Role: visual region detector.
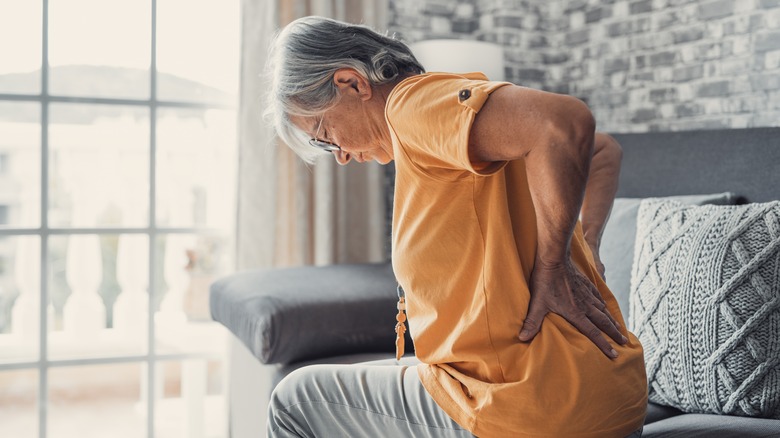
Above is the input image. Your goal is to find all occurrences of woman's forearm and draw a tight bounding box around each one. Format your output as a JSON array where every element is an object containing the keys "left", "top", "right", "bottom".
[
  {"left": 580, "top": 133, "right": 623, "bottom": 252},
  {"left": 527, "top": 119, "right": 595, "bottom": 267},
  {"left": 466, "top": 85, "right": 597, "bottom": 264}
]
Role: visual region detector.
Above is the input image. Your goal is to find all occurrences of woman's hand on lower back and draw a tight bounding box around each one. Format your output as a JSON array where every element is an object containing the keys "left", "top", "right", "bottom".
[{"left": 518, "top": 258, "right": 626, "bottom": 358}]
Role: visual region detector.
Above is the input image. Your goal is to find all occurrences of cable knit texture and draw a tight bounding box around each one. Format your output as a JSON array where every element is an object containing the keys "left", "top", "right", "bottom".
[{"left": 631, "top": 199, "right": 780, "bottom": 418}]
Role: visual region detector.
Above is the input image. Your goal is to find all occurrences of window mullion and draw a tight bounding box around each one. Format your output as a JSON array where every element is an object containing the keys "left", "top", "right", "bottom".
[
  {"left": 0, "top": 227, "right": 216, "bottom": 236},
  {"left": 39, "top": 0, "right": 50, "bottom": 437},
  {"left": 0, "top": 93, "right": 235, "bottom": 109},
  {"left": 147, "top": 1, "right": 158, "bottom": 437}
]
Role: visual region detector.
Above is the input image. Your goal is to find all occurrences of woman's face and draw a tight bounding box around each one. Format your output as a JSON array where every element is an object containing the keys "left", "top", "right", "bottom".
[{"left": 292, "top": 69, "right": 394, "bottom": 165}]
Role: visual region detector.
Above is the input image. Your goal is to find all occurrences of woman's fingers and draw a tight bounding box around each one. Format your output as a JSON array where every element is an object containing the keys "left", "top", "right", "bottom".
[
  {"left": 569, "top": 315, "right": 619, "bottom": 359},
  {"left": 518, "top": 296, "right": 549, "bottom": 341},
  {"left": 580, "top": 279, "right": 625, "bottom": 341},
  {"left": 585, "top": 301, "right": 627, "bottom": 346}
]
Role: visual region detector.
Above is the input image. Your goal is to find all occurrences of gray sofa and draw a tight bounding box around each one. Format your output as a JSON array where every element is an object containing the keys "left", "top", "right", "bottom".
[{"left": 211, "top": 127, "right": 780, "bottom": 437}]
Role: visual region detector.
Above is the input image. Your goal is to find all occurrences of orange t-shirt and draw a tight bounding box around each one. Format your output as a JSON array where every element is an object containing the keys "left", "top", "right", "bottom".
[{"left": 386, "top": 72, "right": 648, "bottom": 438}]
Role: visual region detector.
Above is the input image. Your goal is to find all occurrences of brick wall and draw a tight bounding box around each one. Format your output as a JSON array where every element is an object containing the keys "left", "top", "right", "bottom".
[{"left": 389, "top": 0, "right": 780, "bottom": 132}]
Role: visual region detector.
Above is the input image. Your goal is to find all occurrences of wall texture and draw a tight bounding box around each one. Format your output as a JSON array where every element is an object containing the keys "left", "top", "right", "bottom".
[{"left": 389, "top": 0, "right": 780, "bottom": 132}]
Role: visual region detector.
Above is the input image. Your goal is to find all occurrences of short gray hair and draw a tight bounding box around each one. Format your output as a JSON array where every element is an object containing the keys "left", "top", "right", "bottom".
[{"left": 265, "top": 16, "right": 424, "bottom": 163}]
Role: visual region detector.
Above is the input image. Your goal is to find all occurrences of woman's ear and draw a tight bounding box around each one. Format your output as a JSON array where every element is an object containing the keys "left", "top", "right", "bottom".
[{"left": 333, "top": 69, "right": 372, "bottom": 101}]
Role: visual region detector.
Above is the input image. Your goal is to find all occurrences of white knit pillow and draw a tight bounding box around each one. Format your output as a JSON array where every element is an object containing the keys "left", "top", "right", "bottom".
[{"left": 630, "top": 199, "right": 780, "bottom": 418}]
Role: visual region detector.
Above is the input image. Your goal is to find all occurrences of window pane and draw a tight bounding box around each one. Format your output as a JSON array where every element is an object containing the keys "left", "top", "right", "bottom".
[
  {"left": 0, "top": 235, "right": 41, "bottom": 364},
  {"left": 156, "top": 108, "right": 237, "bottom": 229},
  {"left": 0, "top": 369, "right": 38, "bottom": 438},
  {"left": 48, "top": 0, "right": 151, "bottom": 99},
  {"left": 48, "top": 234, "right": 149, "bottom": 360},
  {"left": 49, "top": 363, "right": 145, "bottom": 438},
  {"left": 0, "top": 102, "right": 41, "bottom": 228},
  {"left": 49, "top": 103, "right": 149, "bottom": 228},
  {"left": 155, "top": 360, "right": 227, "bottom": 438},
  {"left": 155, "top": 233, "right": 232, "bottom": 355},
  {"left": 0, "top": 1, "right": 42, "bottom": 94},
  {"left": 157, "top": 0, "right": 239, "bottom": 104}
]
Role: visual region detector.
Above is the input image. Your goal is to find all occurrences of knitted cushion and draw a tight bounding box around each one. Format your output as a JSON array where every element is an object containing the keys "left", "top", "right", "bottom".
[
  {"left": 630, "top": 199, "right": 780, "bottom": 418},
  {"left": 601, "top": 192, "right": 736, "bottom": 320}
]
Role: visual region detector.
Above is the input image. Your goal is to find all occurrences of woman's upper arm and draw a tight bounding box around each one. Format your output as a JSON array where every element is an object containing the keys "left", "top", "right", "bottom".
[{"left": 468, "top": 85, "right": 596, "bottom": 163}]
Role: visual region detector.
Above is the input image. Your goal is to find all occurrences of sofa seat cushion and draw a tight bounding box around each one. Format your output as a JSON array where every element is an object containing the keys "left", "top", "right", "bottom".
[
  {"left": 210, "top": 262, "right": 404, "bottom": 365},
  {"left": 642, "top": 413, "right": 780, "bottom": 437},
  {"left": 631, "top": 200, "right": 780, "bottom": 418},
  {"left": 645, "top": 402, "right": 685, "bottom": 425}
]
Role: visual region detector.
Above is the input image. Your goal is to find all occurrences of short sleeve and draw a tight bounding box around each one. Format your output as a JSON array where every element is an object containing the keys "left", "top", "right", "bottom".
[{"left": 385, "top": 72, "right": 512, "bottom": 177}]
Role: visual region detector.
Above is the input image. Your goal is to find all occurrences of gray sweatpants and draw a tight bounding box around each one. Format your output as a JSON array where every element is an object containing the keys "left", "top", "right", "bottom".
[
  {"left": 267, "top": 359, "right": 471, "bottom": 437},
  {"left": 266, "top": 359, "right": 643, "bottom": 438}
]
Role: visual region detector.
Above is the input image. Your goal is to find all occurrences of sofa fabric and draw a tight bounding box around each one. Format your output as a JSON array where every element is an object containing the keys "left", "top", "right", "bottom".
[
  {"left": 210, "top": 262, "right": 409, "bottom": 365},
  {"left": 612, "top": 128, "right": 780, "bottom": 203},
  {"left": 631, "top": 200, "right": 780, "bottom": 418},
  {"left": 601, "top": 192, "right": 737, "bottom": 320},
  {"left": 641, "top": 413, "right": 780, "bottom": 437},
  {"left": 644, "top": 402, "right": 685, "bottom": 424}
]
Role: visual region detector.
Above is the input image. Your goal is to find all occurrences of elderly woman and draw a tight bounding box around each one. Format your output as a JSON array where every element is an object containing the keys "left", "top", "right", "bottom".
[{"left": 265, "top": 16, "right": 647, "bottom": 438}]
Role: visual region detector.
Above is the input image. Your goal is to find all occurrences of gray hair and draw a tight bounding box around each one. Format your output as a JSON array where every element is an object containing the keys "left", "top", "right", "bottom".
[{"left": 265, "top": 16, "right": 424, "bottom": 163}]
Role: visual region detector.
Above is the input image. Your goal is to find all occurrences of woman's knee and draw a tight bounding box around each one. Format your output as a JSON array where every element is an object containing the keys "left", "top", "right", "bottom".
[
  {"left": 269, "top": 364, "right": 344, "bottom": 416},
  {"left": 267, "top": 366, "right": 334, "bottom": 436}
]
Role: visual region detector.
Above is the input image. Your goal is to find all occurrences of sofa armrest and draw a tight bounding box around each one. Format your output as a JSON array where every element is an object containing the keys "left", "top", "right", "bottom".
[{"left": 210, "top": 262, "right": 405, "bottom": 365}]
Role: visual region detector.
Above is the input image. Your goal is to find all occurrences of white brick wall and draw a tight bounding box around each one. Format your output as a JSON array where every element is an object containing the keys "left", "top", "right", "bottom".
[{"left": 389, "top": 0, "right": 780, "bottom": 132}]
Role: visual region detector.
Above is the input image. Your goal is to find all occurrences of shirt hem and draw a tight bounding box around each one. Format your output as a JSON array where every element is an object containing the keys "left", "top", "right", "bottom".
[
  {"left": 418, "top": 364, "right": 646, "bottom": 438},
  {"left": 417, "top": 364, "right": 477, "bottom": 433}
]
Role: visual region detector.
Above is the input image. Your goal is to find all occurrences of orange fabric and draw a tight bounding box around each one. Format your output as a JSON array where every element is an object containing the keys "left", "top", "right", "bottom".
[{"left": 385, "top": 72, "right": 648, "bottom": 438}]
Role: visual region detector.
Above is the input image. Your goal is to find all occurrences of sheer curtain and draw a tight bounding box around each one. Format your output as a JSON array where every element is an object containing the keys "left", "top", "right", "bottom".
[{"left": 237, "top": 0, "right": 389, "bottom": 271}]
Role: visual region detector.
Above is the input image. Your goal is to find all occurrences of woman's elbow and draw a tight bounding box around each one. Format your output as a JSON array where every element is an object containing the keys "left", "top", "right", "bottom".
[
  {"left": 594, "top": 132, "right": 623, "bottom": 168},
  {"left": 549, "top": 96, "right": 596, "bottom": 155},
  {"left": 572, "top": 97, "right": 596, "bottom": 147}
]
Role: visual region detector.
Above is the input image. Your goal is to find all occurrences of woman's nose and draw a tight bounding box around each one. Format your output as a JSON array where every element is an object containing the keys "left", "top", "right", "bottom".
[{"left": 334, "top": 150, "right": 351, "bottom": 165}]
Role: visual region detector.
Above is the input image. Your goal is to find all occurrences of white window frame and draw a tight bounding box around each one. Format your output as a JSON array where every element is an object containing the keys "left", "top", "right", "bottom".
[{"left": 0, "top": 1, "right": 236, "bottom": 437}]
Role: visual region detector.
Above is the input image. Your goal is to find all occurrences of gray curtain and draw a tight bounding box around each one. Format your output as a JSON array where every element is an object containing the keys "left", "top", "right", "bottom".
[{"left": 237, "top": 0, "right": 389, "bottom": 270}]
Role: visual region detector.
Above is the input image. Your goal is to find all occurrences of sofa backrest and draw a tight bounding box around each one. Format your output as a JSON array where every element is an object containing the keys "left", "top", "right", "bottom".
[{"left": 612, "top": 128, "right": 780, "bottom": 203}]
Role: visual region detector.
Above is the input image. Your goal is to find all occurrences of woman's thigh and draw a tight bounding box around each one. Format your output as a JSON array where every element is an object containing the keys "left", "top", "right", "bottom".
[{"left": 267, "top": 363, "right": 473, "bottom": 438}]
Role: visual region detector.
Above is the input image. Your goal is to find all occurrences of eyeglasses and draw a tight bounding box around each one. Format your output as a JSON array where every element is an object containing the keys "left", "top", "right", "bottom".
[{"left": 308, "top": 117, "right": 341, "bottom": 153}]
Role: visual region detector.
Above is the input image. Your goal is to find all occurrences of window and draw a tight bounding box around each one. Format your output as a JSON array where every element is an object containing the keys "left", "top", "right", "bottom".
[{"left": 0, "top": 1, "right": 239, "bottom": 437}]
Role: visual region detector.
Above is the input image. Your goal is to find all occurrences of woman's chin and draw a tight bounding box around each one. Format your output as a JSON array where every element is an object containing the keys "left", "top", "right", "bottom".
[{"left": 373, "top": 148, "right": 393, "bottom": 165}]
